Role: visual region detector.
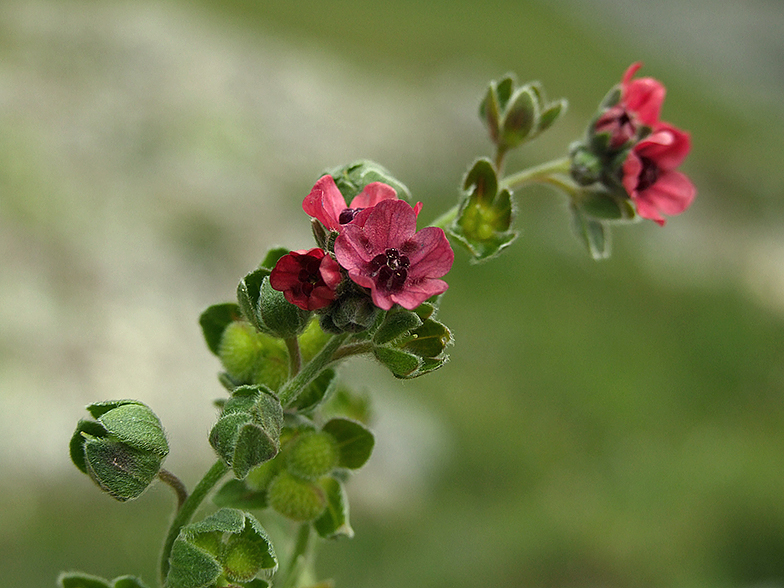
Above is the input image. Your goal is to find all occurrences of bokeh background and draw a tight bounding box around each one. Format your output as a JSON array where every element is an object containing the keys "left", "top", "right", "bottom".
[{"left": 2, "top": 1, "right": 784, "bottom": 586}]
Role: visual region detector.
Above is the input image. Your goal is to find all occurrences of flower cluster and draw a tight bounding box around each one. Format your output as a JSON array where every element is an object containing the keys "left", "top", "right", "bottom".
[
  {"left": 271, "top": 174, "right": 454, "bottom": 318},
  {"left": 571, "top": 63, "right": 696, "bottom": 226}
]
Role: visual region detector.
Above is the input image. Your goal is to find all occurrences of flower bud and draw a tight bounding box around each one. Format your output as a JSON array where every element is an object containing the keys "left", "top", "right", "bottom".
[
  {"left": 69, "top": 400, "right": 169, "bottom": 501},
  {"left": 257, "top": 277, "right": 311, "bottom": 339},
  {"left": 267, "top": 470, "right": 327, "bottom": 522},
  {"left": 286, "top": 431, "right": 339, "bottom": 480}
]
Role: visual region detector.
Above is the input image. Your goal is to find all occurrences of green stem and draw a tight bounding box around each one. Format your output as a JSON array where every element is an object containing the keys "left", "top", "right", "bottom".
[
  {"left": 159, "top": 459, "right": 229, "bottom": 585},
  {"left": 277, "top": 333, "right": 350, "bottom": 407},
  {"left": 331, "top": 341, "right": 374, "bottom": 361},
  {"left": 157, "top": 469, "right": 188, "bottom": 511},
  {"left": 284, "top": 336, "right": 302, "bottom": 378},
  {"left": 281, "top": 523, "right": 312, "bottom": 588},
  {"left": 429, "top": 205, "right": 459, "bottom": 230},
  {"left": 500, "top": 156, "right": 572, "bottom": 192}
]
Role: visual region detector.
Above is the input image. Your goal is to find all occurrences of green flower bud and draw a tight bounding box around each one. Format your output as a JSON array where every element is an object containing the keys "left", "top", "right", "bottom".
[
  {"left": 69, "top": 400, "right": 169, "bottom": 502},
  {"left": 267, "top": 470, "right": 327, "bottom": 522},
  {"left": 286, "top": 431, "right": 339, "bottom": 480},
  {"left": 219, "top": 321, "right": 263, "bottom": 382},
  {"left": 257, "top": 277, "right": 311, "bottom": 339}
]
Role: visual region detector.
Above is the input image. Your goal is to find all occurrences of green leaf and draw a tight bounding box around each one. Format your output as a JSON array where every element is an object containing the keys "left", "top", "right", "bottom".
[
  {"left": 166, "top": 535, "right": 223, "bottom": 588},
  {"left": 199, "top": 303, "right": 242, "bottom": 356},
  {"left": 537, "top": 98, "right": 567, "bottom": 135},
  {"left": 402, "top": 318, "right": 452, "bottom": 358},
  {"left": 83, "top": 438, "right": 163, "bottom": 501},
  {"left": 462, "top": 158, "right": 498, "bottom": 205},
  {"left": 232, "top": 423, "right": 279, "bottom": 479},
  {"left": 495, "top": 75, "right": 515, "bottom": 111},
  {"left": 260, "top": 247, "right": 290, "bottom": 271},
  {"left": 479, "top": 83, "right": 501, "bottom": 143},
  {"left": 373, "top": 346, "right": 421, "bottom": 378},
  {"left": 69, "top": 419, "right": 107, "bottom": 474},
  {"left": 314, "top": 477, "right": 354, "bottom": 539},
  {"left": 325, "top": 160, "right": 411, "bottom": 201},
  {"left": 322, "top": 418, "right": 375, "bottom": 470},
  {"left": 85, "top": 399, "right": 141, "bottom": 420},
  {"left": 98, "top": 403, "right": 168, "bottom": 457},
  {"left": 237, "top": 267, "right": 270, "bottom": 333},
  {"left": 373, "top": 308, "right": 423, "bottom": 345},
  {"left": 213, "top": 478, "right": 268, "bottom": 510},
  {"left": 292, "top": 367, "right": 338, "bottom": 414},
  {"left": 58, "top": 572, "right": 111, "bottom": 588},
  {"left": 570, "top": 203, "right": 611, "bottom": 260}
]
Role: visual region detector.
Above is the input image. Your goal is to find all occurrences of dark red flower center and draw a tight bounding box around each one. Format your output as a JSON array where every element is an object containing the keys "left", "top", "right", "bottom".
[
  {"left": 339, "top": 208, "right": 364, "bottom": 224},
  {"left": 369, "top": 248, "right": 410, "bottom": 292},
  {"left": 636, "top": 156, "right": 660, "bottom": 191},
  {"left": 296, "top": 255, "right": 326, "bottom": 296}
]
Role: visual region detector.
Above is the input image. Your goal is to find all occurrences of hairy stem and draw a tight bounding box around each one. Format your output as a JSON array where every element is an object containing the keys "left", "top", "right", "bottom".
[
  {"left": 277, "top": 333, "right": 349, "bottom": 407},
  {"left": 285, "top": 336, "right": 302, "bottom": 378},
  {"left": 159, "top": 459, "right": 229, "bottom": 585},
  {"left": 157, "top": 469, "right": 188, "bottom": 511},
  {"left": 281, "top": 523, "right": 313, "bottom": 588},
  {"left": 500, "top": 156, "right": 572, "bottom": 192}
]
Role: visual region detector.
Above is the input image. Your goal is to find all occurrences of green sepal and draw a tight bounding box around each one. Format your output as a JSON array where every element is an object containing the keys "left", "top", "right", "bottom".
[
  {"left": 537, "top": 98, "right": 567, "bottom": 135},
  {"left": 213, "top": 478, "right": 269, "bottom": 510},
  {"left": 237, "top": 267, "right": 270, "bottom": 333},
  {"left": 209, "top": 386, "right": 283, "bottom": 479},
  {"left": 373, "top": 308, "right": 423, "bottom": 345},
  {"left": 499, "top": 86, "right": 538, "bottom": 150},
  {"left": 71, "top": 400, "right": 168, "bottom": 501},
  {"left": 167, "top": 509, "right": 277, "bottom": 588},
  {"left": 291, "top": 367, "right": 338, "bottom": 414},
  {"left": 260, "top": 247, "right": 289, "bottom": 271},
  {"left": 450, "top": 162, "right": 517, "bottom": 263},
  {"left": 570, "top": 202, "right": 611, "bottom": 260},
  {"left": 322, "top": 418, "right": 374, "bottom": 470},
  {"left": 401, "top": 318, "right": 452, "bottom": 358},
  {"left": 199, "top": 303, "right": 242, "bottom": 356},
  {"left": 84, "top": 438, "right": 164, "bottom": 501},
  {"left": 479, "top": 81, "right": 502, "bottom": 143},
  {"left": 576, "top": 189, "right": 638, "bottom": 223},
  {"left": 373, "top": 346, "right": 422, "bottom": 378},
  {"left": 324, "top": 160, "right": 411, "bottom": 201},
  {"left": 314, "top": 477, "right": 354, "bottom": 539},
  {"left": 258, "top": 277, "right": 311, "bottom": 339}
]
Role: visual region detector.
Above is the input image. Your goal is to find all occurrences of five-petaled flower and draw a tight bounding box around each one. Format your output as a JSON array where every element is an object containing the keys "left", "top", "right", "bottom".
[
  {"left": 270, "top": 248, "right": 342, "bottom": 311},
  {"left": 594, "top": 62, "right": 666, "bottom": 149},
  {"left": 622, "top": 122, "right": 696, "bottom": 226},
  {"left": 334, "top": 199, "right": 454, "bottom": 311},
  {"left": 303, "top": 175, "right": 419, "bottom": 232}
]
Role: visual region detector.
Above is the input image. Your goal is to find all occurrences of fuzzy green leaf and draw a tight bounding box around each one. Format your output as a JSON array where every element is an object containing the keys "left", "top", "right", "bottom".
[
  {"left": 373, "top": 346, "right": 421, "bottom": 378},
  {"left": 237, "top": 267, "right": 269, "bottom": 333},
  {"left": 58, "top": 572, "right": 111, "bottom": 588},
  {"left": 199, "top": 303, "right": 242, "bottom": 356},
  {"left": 373, "top": 309, "right": 423, "bottom": 345},
  {"left": 314, "top": 477, "right": 354, "bottom": 539},
  {"left": 322, "top": 418, "right": 375, "bottom": 470}
]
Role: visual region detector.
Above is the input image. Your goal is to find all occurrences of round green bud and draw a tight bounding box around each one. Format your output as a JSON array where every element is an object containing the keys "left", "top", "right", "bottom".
[
  {"left": 286, "top": 431, "right": 339, "bottom": 480},
  {"left": 223, "top": 537, "right": 267, "bottom": 583},
  {"left": 251, "top": 340, "right": 289, "bottom": 391},
  {"left": 267, "top": 471, "right": 327, "bottom": 522},
  {"left": 219, "top": 321, "right": 262, "bottom": 382}
]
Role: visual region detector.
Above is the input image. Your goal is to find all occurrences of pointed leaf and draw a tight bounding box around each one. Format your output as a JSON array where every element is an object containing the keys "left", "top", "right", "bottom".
[
  {"left": 537, "top": 98, "right": 567, "bottom": 135},
  {"left": 401, "top": 318, "right": 452, "bottom": 358},
  {"left": 462, "top": 158, "right": 498, "bottom": 204},
  {"left": 213, "top": 478, "right": 268, "bottom": 510},
  {"left": 570, "top": 203, "right": 611, "bottom": 260},
  {"left": 373, "top": 309, "right": 423, "bottom": 345},
  {"left": 237, "top": 267, "right": 270, "bottom": 333},
  {"left": 373, "top": 346, "right": 421, "bottom": 378}
]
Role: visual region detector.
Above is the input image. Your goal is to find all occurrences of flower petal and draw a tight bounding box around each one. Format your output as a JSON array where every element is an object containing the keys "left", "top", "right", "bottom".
[
  {"left": 357, "top": 199, "right": 418, "bottom": 251},
  {"left": 302, "top": 175, "right": 347, "bottom": 231},
  {"left": 633, "top": 171, "right": 696, "bottom": 225},
  {"left": 403, "top": 227, "right": 454, "bottom": 280},
  {"left": 349, "top": 182, "right": 397, "bottom": 209},
  {"left": 389, "top": 278, "right": 449, "bottom": 310}
]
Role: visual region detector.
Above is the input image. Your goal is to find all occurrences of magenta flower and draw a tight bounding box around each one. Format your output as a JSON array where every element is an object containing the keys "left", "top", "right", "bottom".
[
  {"left": 269, "top": 248, "right": 342, "bottom": 311},
  {"left": 334, "top": 199, "right": 454, "bottom": 311},
  {"left": 622, "top": 122, "right": 696, "bottom": 226},
  {"left": 594, "top": 62, "right": 666, "bottom": 149},
  {"left": 303, "top": 175, "right": 417, "bottom": 232}
]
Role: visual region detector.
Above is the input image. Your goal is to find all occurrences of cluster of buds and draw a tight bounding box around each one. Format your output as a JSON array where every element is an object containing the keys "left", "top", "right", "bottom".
[{"left": 570, "top": 63, "right": 696, "bottom": 227}]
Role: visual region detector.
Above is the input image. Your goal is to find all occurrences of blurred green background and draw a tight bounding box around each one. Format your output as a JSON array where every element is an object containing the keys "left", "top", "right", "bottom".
[{"left": 2, "top": 0, "right": 784, "bottom": 587}]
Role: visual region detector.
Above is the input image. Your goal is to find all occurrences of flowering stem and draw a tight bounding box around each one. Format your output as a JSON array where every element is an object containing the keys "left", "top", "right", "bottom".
[
  {"left": 281, "top": 523, "right": 313, "bottom": 588},
  {"left": 157, "top": 468, "right": 188, "bottom": 511},
  {"left": 285, "top": 336, "right": 302, "bottom": 378},
  {"left": 159, "top": 459, "right": 229, "bottom": 585},
  {"left": 278, "top": 333, "right": 350, "bottom": 407},
  {"left": 500, "top": 156, "right": 572, "bottom": 192}
]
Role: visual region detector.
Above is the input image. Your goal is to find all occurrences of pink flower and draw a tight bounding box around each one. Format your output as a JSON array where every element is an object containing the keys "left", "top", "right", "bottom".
[
  {"left": 334, "top": 200, "right": 454, "bottom": 311},
  {"left": 622, "top": 122, "right": 696, "bottom": 226},
  {"left": 594, "top": 62, "right": 666, "bottom": 149},
  {"left": 269, "top": 248, "right": 342, "bottom": 311},
  {"left": 303, "top": 175, "right": 415, "bottom": 232}
]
